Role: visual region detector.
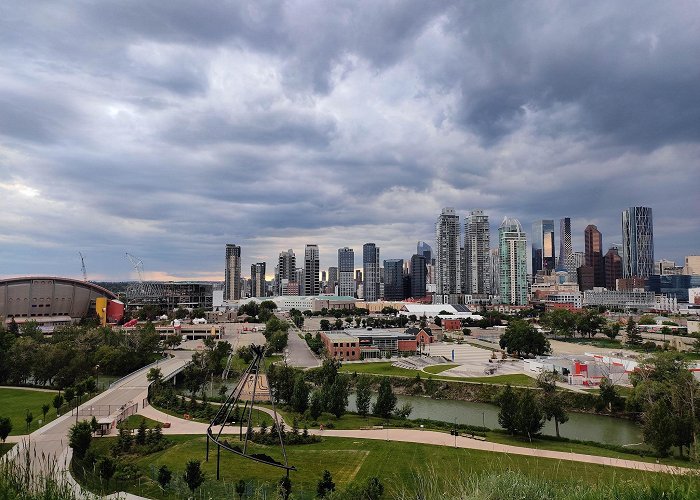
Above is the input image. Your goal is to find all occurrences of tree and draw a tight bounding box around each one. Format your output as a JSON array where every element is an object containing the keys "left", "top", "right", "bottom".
[
  {"left": 517, "top": 390, "right": 544, "bottom": 442},
  {"left": 75, "top": 382, "right": 86, "bottom": 408},
  {"left": 372, "top": 378, "right": 396, "bottom": 419},
  {"left": 576, "top": 309, "right": 605, "bottom": 338},
  {"left": 638, "top": 315, "right": 656, "bottom": 325},
  {"left": 64, "top": 387, "right": 75, "bottom": 408},
  {"left": 537, "top": 373, "right": 568, "bottom": 438},
  {"left": 53, "top": 393, "right": 64, "bottom": 416},
  {"left": 136, "top": 419, "right": 147, "bottom": 445},
  {"left": 363, "top": 477, "right": 384, "bottom": 500},
  {"left": 499, "top": 319, "right": 550, "bottom": 357},
  {"left": 309, "top": 391, "right": 323, "bottom": 420},
  {"left": 69, "top": 421, "right": 92, "bottom": 459},
  {"left": 25, "top": 411, "right": 33, "bottom": 432},
  {"left": 326, "top": 375, "right": 349, "bottom": 418},
  {"left": 355, "top": 376, "right": 372, "bottom": 417},
  {"left": 41, "top": 403, "right": 50, "bottom": 423},
  {"left": 0, "top": 417, "right": 12, "bottom": 443},
  {"left": 394, "top": 402, "right": 413, "bottom": 419},
  {"left": 157, "top": 465, "right": 172, "bottom": 490},
  {"left": 541, "top": 309, "right": 577, "bottom": 337},
  {"left": 625, "top": 318, "right": 643, "bottom": 345},
  {"left": 147, "top": 367, "right": 163, "bottom": 386},
  {"left": 598, "top": 377, "right": 622, "bottom": 412},
  {"left": 90, "top": 416, "right": 99, "bottom": 435},
  {"left": 317, "top": 469, "right": 336, "bottom": 498},
  {"left": 497, "top": 385, "right": 518, "bottom": 435},
  {"left": 237, "top": 345, "right": 254, "bottom": 364},
  {"left": 291, "top": 373, "right": 310, "bottom": 414},
  {"left": 182, "top": 460, "right": 205, "bottom": 493},
  {"left": 278, "top": 475, "right": 292, "bottom": 500},
  {"left": 97, "top": 456, "right": 116, "bottom": 486},
  {"left": 235, "top": 478, "right": 246, "bottom": 499},
  {"left": 320, "top": 319, "right": 331, "bottom": 331},
  {"left": 267, "top": 331, "right": 289, "bottom": 353},
  {"left": 603, "top": 323, "right": 621, "bottom": 341},
  {"left": 642, "top": 399, "right": 675, "bottom": 456}
]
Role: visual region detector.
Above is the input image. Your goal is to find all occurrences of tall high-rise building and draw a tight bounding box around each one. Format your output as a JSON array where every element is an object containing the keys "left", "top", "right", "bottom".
[
  {"left": 584, "top": 225, "right": 605, "bottom": 287},
  {"left": 499, "top": 217, "right": 527, "bottom": 305},
  {"left": 327, "top": 266, "right": 338, "bottom": 293},
  {"left": 409, "top": 254, "right": 427, "bottom": 299},
  {"left": 622, "top": 206, "right": 654, "bottom": 278},
  {"left": 304, "top": 245, "right": 320, "bottom": 296},
  {"left": 337, "top": 247, "right": 355, "bottom": 297},
  {"left": 465, "top": 210, "right": 491, "bottom": 294},
  {"left": 490, "top": 248, "right": 500, "bottom": 297},
  {"left": 276, "top": 249, "right": 296, "bottom": 295},
  {"left": 436, "top": 207, "right": 461, "bottom": 296},
  {"left": 363, "top": 243, "right": 380, "bottom": 302},
  {"left": 355, "top": 269, "right": 363, "bottom": 287},
  {"left": 557, "top": 217, "right": 576, "bottom": 282},
  {"left": 417, "top": 241, "right": 433, "bottom": 262},
  {"left": 224, "top": 244, "right": 241, "bottom": 301},
  {"left": 384, "top": 259, "right": 405, "bottom": 300},
  {"left": 532, "top": 220, "right": 556, "bottom": 276},
  {"left": 604, "top": 247, "right": 623, "bottom": 290},
  {"left": 250, "top": 262, "right": 266, "bottom": 297}
]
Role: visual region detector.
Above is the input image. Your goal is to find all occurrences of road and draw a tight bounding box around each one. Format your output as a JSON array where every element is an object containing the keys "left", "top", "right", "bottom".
[
  {"left": 6, "top": 351, "right": 191, "bottom": 481},
  {"left": 285, "top": 324, "right": 321, "bottom": 368}
]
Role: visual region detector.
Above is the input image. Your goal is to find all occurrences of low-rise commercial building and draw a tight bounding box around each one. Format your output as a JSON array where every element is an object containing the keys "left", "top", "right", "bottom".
[{"left": 320, "top": 332, "right": 360, "bottom": 361}]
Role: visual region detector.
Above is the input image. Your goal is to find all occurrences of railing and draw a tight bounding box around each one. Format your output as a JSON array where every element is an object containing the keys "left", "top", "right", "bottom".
[{"left": 109, "top": 357, "right": 165, "bottom": 388}]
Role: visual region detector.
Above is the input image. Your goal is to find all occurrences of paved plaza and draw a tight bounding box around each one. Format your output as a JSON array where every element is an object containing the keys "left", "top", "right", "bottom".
[{"left": 425, "top": 342, "right": 525, "bottom": 377}]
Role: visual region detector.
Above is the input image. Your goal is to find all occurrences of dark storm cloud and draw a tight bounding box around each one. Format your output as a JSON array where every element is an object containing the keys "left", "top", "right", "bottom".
[{"left": 0, "top": 1, "right": 698, "bottom": 279}]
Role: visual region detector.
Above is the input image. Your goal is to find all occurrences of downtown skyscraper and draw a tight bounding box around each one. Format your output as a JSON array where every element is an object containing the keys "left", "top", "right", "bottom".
[
  {"left": 410, "top": 254, "right": 427, "bottom": 299},
  {"left": 464, "top": 210, "right": 490, "bottom": 295},
  {"left": 622, "top": 206, "right": 654, "bottom": 278},
  {"left": 337, "top": 247, "right": 355, "bottom": 297},
  {"left": 224, "top": 244, "right": 241, "bottom": 300},
  {"left": 304, "top": 244, "right": 320, "bottom": 296},
  {"left": 250, "top": 262, "right": 266, "bottom": 297},
  {"left": 276, "top": 249, "right": 296, "bottom": 295},
  {"left": 363, "top": 243, "right": 380, "bottom": 302},
  {"left": 558, "top": 217, "right": 576, "bottom": 282},
  {"left": 436, "top": 207, "right": 461, "bottom": 296},
  {"left": 532, "top": 219, "right": 556, "bottom": 275},
  {"left": 584, "top": 225, "right": 605, "bottom": 287},
  {"left": 383, "top": 259, "right": 405, "bottom": 300},
  {"left": 499, "top": 217, "right": 527, "bottom": 305}
]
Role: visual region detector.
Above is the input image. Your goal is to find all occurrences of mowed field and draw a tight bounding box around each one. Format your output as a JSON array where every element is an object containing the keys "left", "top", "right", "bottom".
[
  {"left": 79, "top": 434, "right": 692, "bottom": 500},
  {"left": 0, "top": 387, "right": 58, "bottom": 435}
]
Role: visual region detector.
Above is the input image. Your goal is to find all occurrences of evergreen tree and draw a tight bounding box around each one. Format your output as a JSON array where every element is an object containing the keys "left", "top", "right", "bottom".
[
  {"left": 372, "top": 378, "right": 396, "bottom": 419},
  {"left": 355, "top": 375, "right": 372, "bottom": 417},
  {"left": 68, "top": 421, "right": 92, "bottom": 459},
  {"left": 316, "top": 469, "right": 336, "bottom": 498},
  {"left": 497, "top": 385, "right": 518, "bottom": 435},
  {"left": 182, "top": 460, "right": 205, "bottom": 493},
  {"left": 235, "top": 479, "right": 246, "bottom": 499},
  {"left": 326, "top": 375, "right": 349, "bottom": 418},
  {"left": 625, "top": 318, "right": 643, "bottom": 345},
  {"left": 157, "top": 465, "right": 172, "bottom": 490},
  {"left": 0, "top": 417, "right": 12, "bottom": 443},
  {"left": 642, "top": 399, "right": 675, "bottom": 456},
  {"left": 135, "top": 419, "right": 147, "bottom": 445}
]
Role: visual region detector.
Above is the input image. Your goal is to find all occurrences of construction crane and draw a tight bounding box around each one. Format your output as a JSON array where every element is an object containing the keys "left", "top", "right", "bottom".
[
  {"left": 125, "top": 252, "right": 145, "bottom": 282},
  {"left": 124, "top": 252, "right": 164, "bottom": 302},
  {"left": 79, "top": 252, "right": 88, "bottom": 281}
]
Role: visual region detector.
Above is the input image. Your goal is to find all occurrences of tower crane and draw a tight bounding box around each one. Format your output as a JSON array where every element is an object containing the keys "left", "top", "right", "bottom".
[
  {"left": 124, "top": 252, "right": 164, "bottom": 302},
  {"left": 125, "top": 252, "right": 145, "bottom": 282},
  {"left": 79, "top": 252, "right": 88, "bottom": 281}
]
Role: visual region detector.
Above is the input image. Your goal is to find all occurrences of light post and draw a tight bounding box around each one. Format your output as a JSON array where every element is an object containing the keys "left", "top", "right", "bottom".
[
  {"left": 94, "top": 364, "right": 100, "bottom": 391},
  {"left": 482, "top": 412, "right": 485, "bottom": 428}
]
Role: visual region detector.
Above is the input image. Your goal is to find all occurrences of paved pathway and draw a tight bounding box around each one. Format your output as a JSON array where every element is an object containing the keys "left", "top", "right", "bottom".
[
  {"left": 286, "top": 324, "right": 321, "bottom": 368},
  {"left": 136, "top": 403, "right": 695, "bottom": 476},
  {"left": 5, "top": 352, "right": 191, "bottom": 479}
]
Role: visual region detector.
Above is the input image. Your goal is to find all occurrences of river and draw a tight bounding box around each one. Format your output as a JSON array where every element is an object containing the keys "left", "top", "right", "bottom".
[{"left": 347, "top": 393, "right": 642, "bottom": 446}]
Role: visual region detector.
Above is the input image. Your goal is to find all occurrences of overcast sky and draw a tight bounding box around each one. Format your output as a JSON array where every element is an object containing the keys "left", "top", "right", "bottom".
[{"left": 1, "top": 1, "right": 698, "bottom": 281}]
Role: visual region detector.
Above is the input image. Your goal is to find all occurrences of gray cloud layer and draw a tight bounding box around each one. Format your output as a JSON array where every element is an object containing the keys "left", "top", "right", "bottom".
[{"left": 0, "top": 1, "right": 698, "bottom": 280}]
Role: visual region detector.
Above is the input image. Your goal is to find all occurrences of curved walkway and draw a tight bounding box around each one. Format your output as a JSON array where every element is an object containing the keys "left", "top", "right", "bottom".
[{"left": 137, "top": 404, "right": 694, "bottom": 476}]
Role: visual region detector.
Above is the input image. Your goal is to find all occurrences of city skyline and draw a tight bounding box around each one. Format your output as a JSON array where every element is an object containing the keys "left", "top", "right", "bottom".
[{"left": 1, "top": 3, "right": 699, "bottom": 281}]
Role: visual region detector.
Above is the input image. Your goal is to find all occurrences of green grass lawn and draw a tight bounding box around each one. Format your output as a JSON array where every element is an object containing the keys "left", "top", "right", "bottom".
[
  {"left": 0, "top": 388, "right": 59, "bottom": 435},
  {"left": 153, "top": 403, "right": 274, "bottom": 428},
  {"left": 119, "top": 415, "right": 164, "bottom": 430},
  {"left": 422, "top": 363, "right": 458, "bottom": 374},
  {"left": 461, "top": 373, "right": 538, "bottom": 387},
  {"left": 75, "top": 434, "right": 694, "bottom": 500}
]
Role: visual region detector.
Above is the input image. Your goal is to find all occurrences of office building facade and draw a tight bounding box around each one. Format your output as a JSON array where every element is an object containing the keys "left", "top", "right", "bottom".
[
  {"left": 276, "top": 249, "right": 296, "bottom": 295},
  {"left": 363, "top": 243, "right": 380, "bottom": 302},
  {"left": 224, "top": 244, "right": 241, "bottom": 301},
  {"left": 622, "top": 206, "right": 654, "bottom": 279},
  {"left": 584, "top": 225, "right": 605, "bottom": 288},
  {"left": 436, "top": 207, "right": 461, "bottom": 295},
  {"left": 532, "top": 219, "right": 556, "bottom": 276},
  {"left": 604, "top": 247, "right": 623, "bottom": 290},
  {"left": 304, "top": 245, "right": 320, "bottom": 296},
  {"left": 465, "top": 210, "right": 491, "bottom": 294},
  {"left": 337, "top": 247, "right": 355, "bottom": 297},
  {"left": 384, "top": 259, "right": 405, "bottom": 301},
  {"left": 499, "top": 217, "right": 528, "bottom": 305},
  {"left": 410, "top": 254, "right": 427, "bottom": 299}
]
